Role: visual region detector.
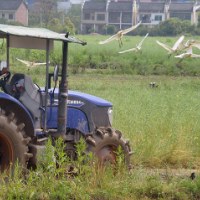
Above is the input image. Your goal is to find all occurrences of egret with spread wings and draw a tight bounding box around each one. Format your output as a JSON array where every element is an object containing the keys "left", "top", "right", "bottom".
[
  {"left": 175, "top": 45, "right": 200, "bottom": 62},
  {"left": 16, "top": 58, "right": 48, "bottom": 67},
  {"left": 119, "top": 33, "right": 149, "bottom": 54},
  {"left": 156, "top": 35, "right": 184, "bottom": 58},
  {"left": 178, "top": 39, "right": 200, "bottom": 51},
  {"left": 99, "top": 21, "right": 141, "bottom": 48}
]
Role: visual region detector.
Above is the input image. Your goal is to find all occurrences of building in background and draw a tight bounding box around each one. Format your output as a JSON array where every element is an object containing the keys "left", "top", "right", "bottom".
[
  {"left": 81, "top": 2, "right": 107, "bottom": 34},
  {"left": 0, "top": 1, "right": 28, "bottom": 26},
  {"left": 81, "top": 0, "right": 199, "bottom": 34},
  {"left": 138, "top": 2, "right": 165, "bottom": 28}
]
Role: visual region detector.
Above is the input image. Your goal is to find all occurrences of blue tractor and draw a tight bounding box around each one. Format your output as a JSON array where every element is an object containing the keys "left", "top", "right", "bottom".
[{"left": 0, "top": 24, "right": 133, "bottom": 173}]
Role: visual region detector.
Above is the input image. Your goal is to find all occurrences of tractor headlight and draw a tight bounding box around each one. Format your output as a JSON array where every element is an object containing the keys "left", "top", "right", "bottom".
[{"left": 108, "top": 107, "right": 113, "bottom": 125}]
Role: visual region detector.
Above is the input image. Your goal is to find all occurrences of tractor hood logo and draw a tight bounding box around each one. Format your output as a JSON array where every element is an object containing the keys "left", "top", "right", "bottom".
[{"left": 67, "top": 100, "right": 85, "bottom": 107}]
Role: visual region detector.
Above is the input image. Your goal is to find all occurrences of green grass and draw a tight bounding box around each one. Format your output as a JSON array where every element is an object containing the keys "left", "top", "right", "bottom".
[
  {"left": 0, "top": 137, "right": 200, "bottom": 200},
  {"left": 2, "top": 35, "right": 200, "bottom": 76},
  {"left": 2, "top": 35, "right": 200, "bottom": 199},
  {"left": 67, "top": 74, "right": 200, "bottom": 168}
]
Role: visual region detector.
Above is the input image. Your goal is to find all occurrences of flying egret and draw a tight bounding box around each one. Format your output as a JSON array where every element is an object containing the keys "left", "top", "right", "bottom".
[
  {"left": 16, "top": 58, "right": 49, "bottom": 67},
  {"left": 178, "top": 39, "right": 200, "bottom": 51},
  {"left": 156, "top": 35, "right": 184, "bottom": 58},
  {"left": 99, "top": 21, "right": 141, "bottom": 48},
  {"left": 174, "top": 45, "right": 200, "bottom": 62},
  {"left": 119, "top": 33, "right": 149, "bottom": 54}
]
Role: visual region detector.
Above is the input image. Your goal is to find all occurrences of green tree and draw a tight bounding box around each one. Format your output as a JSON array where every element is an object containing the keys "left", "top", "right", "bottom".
[
  {"left": 0, "top": 17, "right": 8, "bottom": 24},
  {"left": 28, "top": 12, "right": 40, "bottom": 27},
  {"left": 107, "top": 25, "right": 115, "bottom": 35},
  {"left": 66, "top": 5, "right": 81, "bottom": 34},
  {"left": 181, "top": 20, "right": 191, "bottom": 33},
  {"left": 48, "top": 18, "right": 62, "bottom": 32},
  {"left": 62, "top": 17, "right": 75, "bottom": 35},
  {"left": 35, "top": 0, "right": 59, "bottom": 27},
  {"left": 159, "top": 17, "right": 182, "bottom": 36}
]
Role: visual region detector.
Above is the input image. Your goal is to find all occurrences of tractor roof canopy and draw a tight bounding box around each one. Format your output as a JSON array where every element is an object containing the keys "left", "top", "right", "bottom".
[{"left": 0, "top": 24, "right": 86, "bottom": 50}]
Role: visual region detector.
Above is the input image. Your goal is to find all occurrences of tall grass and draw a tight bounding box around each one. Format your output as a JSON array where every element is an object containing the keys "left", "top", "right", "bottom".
[
  {"left": 1, "top": 136, "right": 200, "bottom": 200},
  {"left": 68, "top": 75, "right": 200, "bottom": 169},
  {"left": 2, "top": 35, "right": 200, "bottom": 76}
]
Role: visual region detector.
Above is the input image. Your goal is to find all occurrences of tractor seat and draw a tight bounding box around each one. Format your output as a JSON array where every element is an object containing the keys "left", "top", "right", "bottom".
[{"left": 11, "top": 73, "right": 41, "bottom": 128}]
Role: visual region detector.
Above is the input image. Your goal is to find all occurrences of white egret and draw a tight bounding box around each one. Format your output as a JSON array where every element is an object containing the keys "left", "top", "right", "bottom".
[
  {"left": 99, "top": 21, "right": 141, "bottom": 48},
  {"left": 175, "top": 45, "right": 200, "bottom": 62},
  {"left": 16, "top": 58, "right": 49, "bottom": 67},
  {"left": 178, "top": 39, "right": 200, "bottom": 51},
  {"left": 119, "top": 33, "right": 149, "bottom": 54},
  {"left": 156, "top": 35, "right": 184, "bottom": 58}
]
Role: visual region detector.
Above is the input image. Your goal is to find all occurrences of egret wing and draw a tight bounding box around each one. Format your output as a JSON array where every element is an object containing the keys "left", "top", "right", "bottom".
[
  {"left": 190, "top": 54, "right": 200, "bottom": 57},
  {"left": 122, "top": 21, "right": 141, "bottom": 35},
  {"left": 173, "top": 35, "right": 184, "bottom": 50},
  {"left": 174, "top": 54, "right": 185, "bottom": 58},
  {"left": 138, "top": 33, "right": 149, "bottom": 47},
  {"left": 186, "top": 45, "right": 193, "bottom": 54},
  {"left": 33, "top": 62, "right": 47, "bottom": 66},
  {"left": 156, "top": 41, "right": 172, "bottom": 52},
  {"left": 119, "top": 48, "right": 137, "bottom": 53},
  {"left": 178, "top": 41, "right": 187, "bottom": 50},
  {"left": 191, "top": 41, "right": 200, "bottom": 49},
  {"left": 16, "top": 58, "right": 31, "bottom": 65},
  {"left": 99, "top": 33, "right": 118, "bottom": 44}
]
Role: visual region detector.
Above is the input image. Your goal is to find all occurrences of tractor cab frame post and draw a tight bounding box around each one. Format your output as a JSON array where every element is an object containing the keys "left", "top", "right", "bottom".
[
  {"left": 57, "top": 42, "right": 68, "bottom": 137},
  {"left": 6, "top": 34, "right": 9, "bottom": 70},
  {"left": 44, "top": 39, "right": 50, "bottom": 133}
]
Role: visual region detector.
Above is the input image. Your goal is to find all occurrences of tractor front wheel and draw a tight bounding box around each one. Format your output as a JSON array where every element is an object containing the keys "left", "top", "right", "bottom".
[
  {"left": 0, "top": 107, "right": 32, "bottom": 174},
  {"left": 85, "top": 127, "right": 134, "bottom": 168}
]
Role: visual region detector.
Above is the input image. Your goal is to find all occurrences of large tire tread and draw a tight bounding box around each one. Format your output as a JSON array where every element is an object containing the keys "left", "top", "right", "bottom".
[
  {"left": 0, "top": 107, "right": 33, "bottom": 172},
  {"left": 85, "top": 126, "right": 134, "bottom": 167}
]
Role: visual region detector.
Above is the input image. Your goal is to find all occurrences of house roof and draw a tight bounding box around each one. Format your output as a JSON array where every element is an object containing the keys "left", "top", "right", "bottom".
[
  {"left": 108, "top": 2, "right": 133, "bottom": 12},
  {"left": 83, "top": 2, "right": 106, "bottom": 12},
  {"left": 138, "top": 2, "right": 165, "bottom": 12},
  {"left": 0, "top": 1, "right": 27, "bottom": 11},
  {"left": 168, "top": 3, "right": 193, "bottom": 12}
]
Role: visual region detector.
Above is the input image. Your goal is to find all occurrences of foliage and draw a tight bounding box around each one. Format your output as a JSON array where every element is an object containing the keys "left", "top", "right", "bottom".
[
  {"left": 63, "top": 17, "right": 75, "bottom": 35},
  {"left": 1, "top": 136, "right": 200, "bottom": 199},
  {"left": 35, "top": 0, "right": 59, "bottom": 27},
  {"left": 7, "top": 21, "right": 24, "bottom": 26},
  {"left": 46, "top": 17, "right": 75, "bottom": 34},
  {"left": 127, "top": 18, "right": 199, "bottom": 37},
  {"left": 0, "top": 17, "right": 8, "bottom": 24},
  {"left": 48, "top": 18, "right": 62, "bottom": 32},
  {"left": 28, "top": 12, "right": 41, "bottom": 27},
  {"left": 107, "top": 25, "right": 116, "bottom": 35},
  {"left": 157, "top": 18, "right": 182, "bottom": 36},
  {"left": 66, "top": 5, "right": 81, "bottom": 34},
  {"left": 4, "top": 35, "right": 200, "bottom": 76},
  {"left": 0, "top": 18, "right": 24, "bottom": 26},
  {"left": 88, "top": 28, "right": 95, "bottom": 33}
]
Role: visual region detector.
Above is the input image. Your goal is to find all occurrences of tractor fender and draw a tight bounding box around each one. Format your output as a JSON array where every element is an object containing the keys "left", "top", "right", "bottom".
[
  {"left": 47, "top": 107, "right": 89, "bottom": 135},
  {"left": 0, "top": 92, "right": 35, "bottom": 137}
]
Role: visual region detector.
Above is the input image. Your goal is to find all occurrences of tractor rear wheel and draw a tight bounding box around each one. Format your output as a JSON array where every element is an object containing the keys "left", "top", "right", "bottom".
[
  {"left": 85, "top": 127, "right": 134, "bottom": 169},
  {"left": 0, "top": 107, "right": 32, "bottom": 174}
]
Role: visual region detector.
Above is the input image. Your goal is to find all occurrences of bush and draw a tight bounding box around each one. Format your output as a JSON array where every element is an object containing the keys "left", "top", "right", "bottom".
[{"left": 107, "top": 25, "right": 115, "bottom": 35}]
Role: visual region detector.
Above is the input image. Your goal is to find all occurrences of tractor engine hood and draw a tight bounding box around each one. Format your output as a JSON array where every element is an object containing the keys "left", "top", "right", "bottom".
[{"left": 49, "top": 88, "right": 113, "bottom": 107}]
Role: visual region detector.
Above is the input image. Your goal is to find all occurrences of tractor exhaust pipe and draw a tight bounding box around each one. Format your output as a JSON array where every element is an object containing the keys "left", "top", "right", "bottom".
[
  {"left": 57, "top": 41, "right": 68, "bottom": 139},
  {"left": 49, "top": 42, "right": 68, "bottom": 140}
]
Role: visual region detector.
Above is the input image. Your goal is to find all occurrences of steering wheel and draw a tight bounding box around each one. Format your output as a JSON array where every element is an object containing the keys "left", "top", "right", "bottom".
[{"left": 0, "top": 70, "right": 11, "bottom": 87}]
